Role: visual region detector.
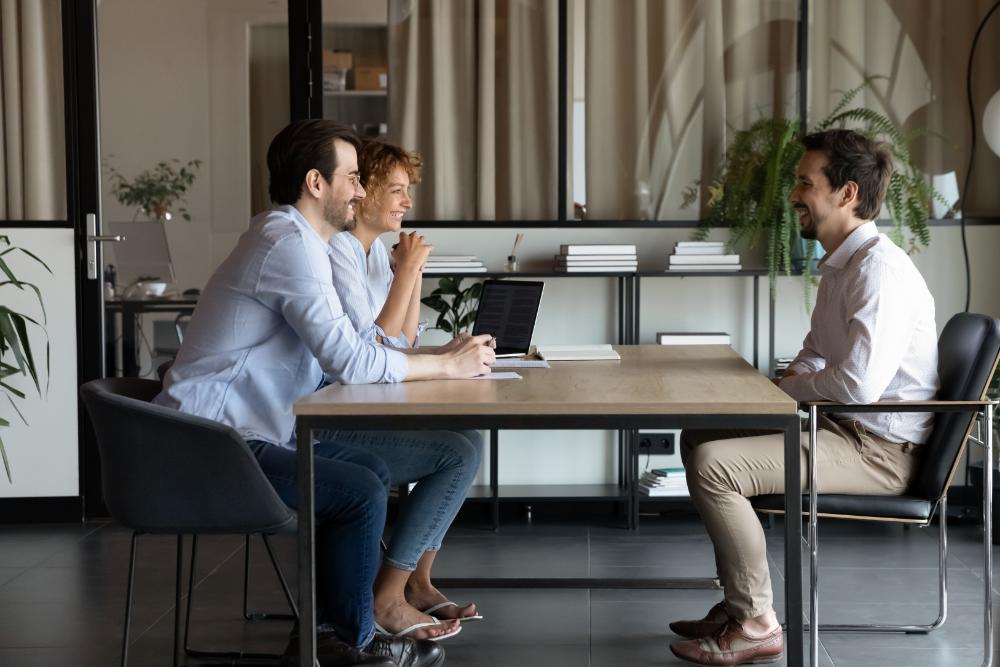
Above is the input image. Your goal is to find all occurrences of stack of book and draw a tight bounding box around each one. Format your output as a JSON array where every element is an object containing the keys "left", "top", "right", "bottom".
[
  {"left": 774, "top": 357, "right": 795, "bottom": 377},
  {"left": 638, "top": 468, "right": 689, "bottom": 497},
  {"left": 667, "top": 241, "right": 741, "bottom": 272},
  {"left": 422, "top": 255, "right": 488, "bottom": 274},
  {"left": 554, "top": 244, "right": 638, "bottom": 273}
]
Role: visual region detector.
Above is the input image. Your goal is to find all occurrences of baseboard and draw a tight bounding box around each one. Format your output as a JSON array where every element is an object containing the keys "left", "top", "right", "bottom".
[{"left": 0, "top": 496, "right": 84, "bottom": 523}]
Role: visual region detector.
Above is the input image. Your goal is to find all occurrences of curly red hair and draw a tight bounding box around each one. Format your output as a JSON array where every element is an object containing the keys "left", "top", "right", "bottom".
[{"left": 356, "top": 140, "right": 423, "bottom": 219}]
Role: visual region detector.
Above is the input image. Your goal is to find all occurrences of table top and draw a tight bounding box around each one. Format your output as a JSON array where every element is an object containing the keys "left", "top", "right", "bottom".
[{"left": 294, "top": 345, "right": 797, "bottom": 417}]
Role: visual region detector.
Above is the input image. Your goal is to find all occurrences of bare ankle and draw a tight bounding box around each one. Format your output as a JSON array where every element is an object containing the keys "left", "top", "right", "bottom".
[{"left": 741, "top": 609, "right": 779, "bottom": 636}]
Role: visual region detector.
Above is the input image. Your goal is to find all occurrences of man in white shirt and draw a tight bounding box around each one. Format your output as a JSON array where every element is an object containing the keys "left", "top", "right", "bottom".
[{"left": 669, "top": 129, "right": 939, "bottom": 666}]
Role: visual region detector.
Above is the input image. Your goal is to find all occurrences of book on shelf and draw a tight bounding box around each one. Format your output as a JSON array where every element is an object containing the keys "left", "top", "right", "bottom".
[
  {"left": 423, "top": 266, "right": 488, "bottom": 274},
  {"left": 555, "top": 254, "right": 639, "bottom": 262},
  {"left": 554, "top": 265, "right": 637, "bottom": 273},
  {"left": 535, "top": 343, "right": 621, "bottom": 361},
  {"left": 423, "top": 261, "right": 487, "bottom": 268},
  {"left": 668, "top": 254, "right": 740, "bottom": 265},
  {"left": 657, "top": 332, "right": 731, "bottom": 345},
  {"left": 426, "top": 255, "right": 480, "bottom": 262},
  {"left": 673, "top": 245, "right": 728, "bottom": 255},
  {"left": 676, "top": 240, "right": 724, "bottom": 247},
  {"left": 638, "top": 471, "right": 689, "bottom": 496},
  {"left": 559, "top": 244, "right": 637, "bottom": 255},
  {"left": 667, "top": 264, "right": 742, "bottom": 272},
  {"left": 650, "top": 467, "right": 686, "bottom": 477}
]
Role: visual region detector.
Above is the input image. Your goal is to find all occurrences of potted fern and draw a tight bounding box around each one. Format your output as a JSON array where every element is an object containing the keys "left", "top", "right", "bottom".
[
  {"left": 685, "top": 77, "right": 941, "bottom": 293},
  {"left": 0, "top": 235, "right": 51, "bottom": 483}
]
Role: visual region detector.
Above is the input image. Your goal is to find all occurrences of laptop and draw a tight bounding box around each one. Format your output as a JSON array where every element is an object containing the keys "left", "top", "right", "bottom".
[{"left": 471, "top": 280, "right": 544, "bottom": 357}]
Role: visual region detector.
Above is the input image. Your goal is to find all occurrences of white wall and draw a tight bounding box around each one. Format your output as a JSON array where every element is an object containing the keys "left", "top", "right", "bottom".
[{"left": 95, "top": 0, "right": 1000, "bottom": 487}]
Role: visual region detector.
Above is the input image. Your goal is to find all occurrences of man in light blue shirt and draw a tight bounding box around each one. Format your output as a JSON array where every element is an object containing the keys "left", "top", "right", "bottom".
[{"left": 156, "top": 120, "right": 494, "bottom": 667}]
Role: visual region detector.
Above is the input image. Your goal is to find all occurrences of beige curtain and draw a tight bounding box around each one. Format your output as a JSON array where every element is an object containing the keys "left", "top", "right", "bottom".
[
  {"left": 388, "top": 0, "right": 558, "bottom": 220},
  {"left": 584, "top": 0, "right": 798, "bottom": 220},
  {"left": 0, "top": 0, "right": 65, "bottom": 220},
  {"left": 811, "top": 0, "right": 1000, "bottom": 217}
]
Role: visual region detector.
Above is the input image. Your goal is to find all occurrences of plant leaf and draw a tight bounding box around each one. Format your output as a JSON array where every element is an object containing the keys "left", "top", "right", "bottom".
[
  {"left": 7, "top": 313, "right": 39, "bottom": 394},
  {"left": 0, "top": 432, "right": 10, "bottom": 483}
]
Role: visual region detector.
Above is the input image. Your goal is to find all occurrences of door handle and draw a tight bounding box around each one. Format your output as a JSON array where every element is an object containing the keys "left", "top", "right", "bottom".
[{"left": 85, "top": 213, "right": 124, "bottom": 280}]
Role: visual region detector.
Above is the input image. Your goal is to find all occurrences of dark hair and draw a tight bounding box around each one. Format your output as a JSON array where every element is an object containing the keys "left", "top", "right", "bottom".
[
  {"left": 356, "top": 140, "right": 423, "bottom": 219},
  {"left": 266, "top": 120, "right": 361, "bottom": 205},
  {"left": 801, "top": 129, "right": 893, "bottom": 220}
]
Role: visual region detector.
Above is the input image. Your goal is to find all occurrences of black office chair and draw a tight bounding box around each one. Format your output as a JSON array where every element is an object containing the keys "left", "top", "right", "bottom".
[
  {"left": 80, "top": 378, "right": 298, "bottom": 667},
  {"left": 153, "top": 358, "right": 294, "bottom": 627},
  {"left": 752, "top": 312, "right": 1000, "bottom": 663}
]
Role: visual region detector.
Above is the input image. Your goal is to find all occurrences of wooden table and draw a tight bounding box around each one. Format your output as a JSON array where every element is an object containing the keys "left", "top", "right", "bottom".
[{"left": 293, "top": 345, "right": 803, "bottom": 666}]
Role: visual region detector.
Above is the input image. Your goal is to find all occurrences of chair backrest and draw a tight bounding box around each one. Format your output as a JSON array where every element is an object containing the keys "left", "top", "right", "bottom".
[
  {"left": 80, "top": 377, "right": 295, "bottom": 535},
  {"left": 911, "top": 313, "right": 1000, "bottom": 501}
]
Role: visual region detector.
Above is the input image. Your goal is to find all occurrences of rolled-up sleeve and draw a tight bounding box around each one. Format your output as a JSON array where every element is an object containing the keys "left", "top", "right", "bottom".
[
  {"left": 781, "top": 258, "right": 915, "bottom": 404},
  {"left": 258, "top": 234, "right": 408, "bottom": 384},
  {"left": 785, "top": 330, "right": 826, "bottom": 377}
]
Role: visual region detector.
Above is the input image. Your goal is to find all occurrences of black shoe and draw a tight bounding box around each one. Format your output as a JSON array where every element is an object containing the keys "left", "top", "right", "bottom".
[
  {"left": 281, "top": 630, "right": 395, "bottom": 667},
  {"left": 365, "top": 634, "right": 445, "bottom": 667}
]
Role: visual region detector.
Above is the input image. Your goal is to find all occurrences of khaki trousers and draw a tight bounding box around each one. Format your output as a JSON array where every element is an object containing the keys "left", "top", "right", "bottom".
[{"left": 680, "top": 416, "right": 922, "bottom": 620}]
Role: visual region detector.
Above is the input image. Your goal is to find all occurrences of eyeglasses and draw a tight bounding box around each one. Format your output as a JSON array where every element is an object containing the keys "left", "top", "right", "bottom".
[{"left": 334, "top": 172, "right": 361, "bottom": 188}]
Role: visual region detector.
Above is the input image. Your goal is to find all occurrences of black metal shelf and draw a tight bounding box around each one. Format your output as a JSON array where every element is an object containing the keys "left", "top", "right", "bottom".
[{"left": 465, "top": 483, "right": 629, "bottom": 502}]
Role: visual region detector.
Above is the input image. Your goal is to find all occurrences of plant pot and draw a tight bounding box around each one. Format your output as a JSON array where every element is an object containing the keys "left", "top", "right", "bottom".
[
  {"left": 790, "top": 238, "right": 824, "bottom": 274},
  {"left": 969, "top": 462, "right": 1000, "bottom": 544}
]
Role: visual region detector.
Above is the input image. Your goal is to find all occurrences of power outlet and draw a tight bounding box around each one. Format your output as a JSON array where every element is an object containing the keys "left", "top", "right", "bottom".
[{"left": 638, "top": 432, "right": 675, "bottom": 455}]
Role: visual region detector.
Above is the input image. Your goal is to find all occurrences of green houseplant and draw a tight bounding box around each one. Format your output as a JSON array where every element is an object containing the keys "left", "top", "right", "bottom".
[
  {"left": 0, "top": 235, "right": 51, "bottom": 483},
  {"left": 107, "top": 158, "right": 202, "bottom": 221},
  {"left": 420, "top": 277, "right": 482, "bottom": 335},
  {"left": 685, "top": 77, "right": 942, "bottom": 293}
]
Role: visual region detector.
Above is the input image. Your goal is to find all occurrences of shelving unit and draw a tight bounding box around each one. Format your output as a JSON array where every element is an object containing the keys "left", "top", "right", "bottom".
[
  {"left": 416, "top": 267, "right": 778, "bottom": 529},
  {"left": 321, "top": 23, "right": 388, "bottom": 137}
]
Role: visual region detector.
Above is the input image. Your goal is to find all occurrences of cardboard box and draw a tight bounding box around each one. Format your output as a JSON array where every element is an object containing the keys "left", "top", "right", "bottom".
[
  {"left": 322, "top": 49, "right": 352, "bottom": 72},
  {"left": 355, "top": 66, "right": 388, "bottom": 90}
]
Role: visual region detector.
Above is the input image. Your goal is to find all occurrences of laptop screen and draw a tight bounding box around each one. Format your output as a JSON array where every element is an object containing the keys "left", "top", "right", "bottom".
[{"left": 471, "top": 280, "right": 544, "bottom": 355}]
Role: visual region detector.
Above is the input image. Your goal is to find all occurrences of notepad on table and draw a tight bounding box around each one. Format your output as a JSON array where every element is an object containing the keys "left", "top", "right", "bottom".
[{"left": 535, "top": 344, "right": 621, "bottom": 361}]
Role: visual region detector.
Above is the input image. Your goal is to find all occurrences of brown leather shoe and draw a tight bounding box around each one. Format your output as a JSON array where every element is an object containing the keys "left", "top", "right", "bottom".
[
  {"left": 669, "top": 601, "right": 730, "bottom": 639},
  {"left": 670, "top": 621, "right": 784, "bottom": 666}
]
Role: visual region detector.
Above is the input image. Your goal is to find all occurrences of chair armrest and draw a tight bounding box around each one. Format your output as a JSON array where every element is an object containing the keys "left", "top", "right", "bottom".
[{"left": 801, "top": 399, "right": 998, "bottom": 414}]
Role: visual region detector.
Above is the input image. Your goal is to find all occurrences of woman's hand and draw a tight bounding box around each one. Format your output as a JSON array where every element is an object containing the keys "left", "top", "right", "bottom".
[{"left": 392, "top": 231, "right": 433, "bottom": 274}]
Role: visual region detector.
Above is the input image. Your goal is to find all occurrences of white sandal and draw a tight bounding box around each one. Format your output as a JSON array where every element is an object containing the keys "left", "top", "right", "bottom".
[
  {"left": 422, "top": 601, "right": 484, "bottom": 623},
  {"left": 374, "top": 618, "right": 462, "bottom": 641}
]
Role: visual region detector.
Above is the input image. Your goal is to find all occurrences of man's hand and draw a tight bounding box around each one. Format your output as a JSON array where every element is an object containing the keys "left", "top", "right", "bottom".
[
  {"left": 772, "top": 369, "right": 798, "bottom": 387},
  {"left": 442, "top": 333, "right": 496, "bottom": 378},
  {"left": 391, "top": 231, "right": 432, "bottom": 274}
]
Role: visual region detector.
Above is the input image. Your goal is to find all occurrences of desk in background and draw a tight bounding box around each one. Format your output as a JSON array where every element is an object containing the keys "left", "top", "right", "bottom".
[
  {"left": 292, "top": 345, "right": 804, "bottom": 667},
  {"left": 105, "top": 297, "right": 197, "bottom": 377}
]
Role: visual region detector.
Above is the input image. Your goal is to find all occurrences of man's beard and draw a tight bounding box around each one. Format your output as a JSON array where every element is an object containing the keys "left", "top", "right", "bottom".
[
  {"left": 324, "top": 197, "right": 356, "bottom": 232},
  {"left": 797, "top": 207, "right": 817, "bottom": 240}
]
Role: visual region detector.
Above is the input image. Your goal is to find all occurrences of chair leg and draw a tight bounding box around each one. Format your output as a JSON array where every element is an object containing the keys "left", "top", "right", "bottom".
[
  {"left": 120, "top": 532, "right": 139, "bottom": 667},
  {"left": 796, "top": 499, "right": 950, "bottom": 635},
  {"left": 173, "top": 535, "right": 183, "bottom": 667},
  {"left": 244, "top": 534, "right": 297, "bottom": 622},
  {"left": 982, "top": 405, "right": 994, "bottom": 667},
  {"left": 183, "top": 534, "right": 289, "bottom": 662}
]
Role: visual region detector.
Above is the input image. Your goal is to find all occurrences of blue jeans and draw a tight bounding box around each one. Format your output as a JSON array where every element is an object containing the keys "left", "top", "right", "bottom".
[
  {"left": 317, "top": 429, "right": 483, "bottom": 570},
  {"left": 249, "top": 439, "right": 389, "bottom": 648}
]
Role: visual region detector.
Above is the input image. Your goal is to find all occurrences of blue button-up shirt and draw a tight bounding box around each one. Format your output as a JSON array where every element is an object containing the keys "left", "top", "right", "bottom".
[
  {"left": 154, "top": 205, "right": 409, "bottom": 447},
  {"left": 329, "top": 232, "right": 426, "bottom": 348}
]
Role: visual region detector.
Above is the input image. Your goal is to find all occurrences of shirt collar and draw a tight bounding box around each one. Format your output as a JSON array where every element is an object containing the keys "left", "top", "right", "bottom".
[
  {"left": 817, "top": 221, "right": 878, "bottom": 272},
  {"left": 279, "top": 204, "right": 333, "bottom": 254}
]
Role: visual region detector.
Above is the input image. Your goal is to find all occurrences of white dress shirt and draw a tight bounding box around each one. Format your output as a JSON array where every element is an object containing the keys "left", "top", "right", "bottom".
[
  {"left": 155, "top": 206, "right": 409, "bottom": 447},
  {"left": 781, "top": 222, "right": 939, "bottom": 444},
  {"left": 328, "top": 232, "right": 424, "bottom": 348}
]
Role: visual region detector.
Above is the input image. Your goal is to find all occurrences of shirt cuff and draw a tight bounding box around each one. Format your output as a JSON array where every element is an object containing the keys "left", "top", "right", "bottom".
[
  {"left": 383, "top": 347, "right": 409, "bottom": 383},
  {"left": 373, "top": 323, "right": 412, "bottom": 349}
]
